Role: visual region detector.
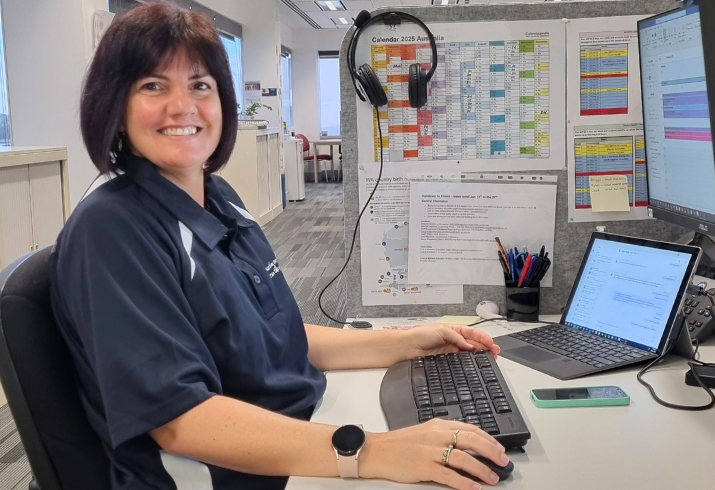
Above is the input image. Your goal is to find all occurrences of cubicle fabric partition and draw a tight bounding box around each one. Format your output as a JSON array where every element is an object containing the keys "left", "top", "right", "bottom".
[{"left": 340, "top": 0, "right": 687, "bottom": 318}]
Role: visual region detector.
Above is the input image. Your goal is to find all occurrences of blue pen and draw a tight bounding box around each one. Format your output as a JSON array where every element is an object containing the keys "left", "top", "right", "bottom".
[
  {"left": 525, "top": 254, "right": 539, "bottom": 286},
  {"left": 508, "top": 251, "right": 516, "bottom": 282},
  {"left": 515, "top": 251, "right": 528, "bottom": 272}
]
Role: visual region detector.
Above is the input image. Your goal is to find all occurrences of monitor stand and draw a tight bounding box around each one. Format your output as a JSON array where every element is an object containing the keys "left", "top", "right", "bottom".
[
  {"left": 672, "top": 314, "right": 697, "bottom": 360},
  {"left": 678, "top": 232, "right": 715, "bottom": 283}
]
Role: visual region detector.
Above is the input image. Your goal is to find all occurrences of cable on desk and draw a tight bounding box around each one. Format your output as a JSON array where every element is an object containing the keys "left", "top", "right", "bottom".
[
  {"left": 637, "top": 318, "right": 715, "bottom": 411},
  {"left": 466, "top": 318, "right": 560, "bottom": 328}
]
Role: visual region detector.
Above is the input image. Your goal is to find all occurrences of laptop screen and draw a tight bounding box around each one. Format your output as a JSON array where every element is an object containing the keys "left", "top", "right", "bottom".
[{"left": 563, "top": 238, "right": 694, "bottom": 353}]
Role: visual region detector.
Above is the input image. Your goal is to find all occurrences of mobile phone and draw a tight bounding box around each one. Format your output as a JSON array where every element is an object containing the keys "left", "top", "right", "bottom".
[{"left": 530, "top": 386, "right": 630, "bottom": 408}]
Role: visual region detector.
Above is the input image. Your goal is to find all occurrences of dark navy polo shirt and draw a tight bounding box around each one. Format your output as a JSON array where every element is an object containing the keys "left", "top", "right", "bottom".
[{"left": 49, "top": 153, "right": 326, "bottom": 490}]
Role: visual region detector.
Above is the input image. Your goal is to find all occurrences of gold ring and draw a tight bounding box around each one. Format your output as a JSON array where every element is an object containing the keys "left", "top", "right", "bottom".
[
  {"left": 452, "top": 429, "right": 460, "bottom": 447},
  {"left": 441, "top": 444, "right": 454, "bottom": 467}
]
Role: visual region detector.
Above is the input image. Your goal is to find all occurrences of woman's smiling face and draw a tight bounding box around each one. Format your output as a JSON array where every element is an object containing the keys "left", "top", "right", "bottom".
[{"left": 124, "top": 49, "right": 223, "bottom": 174}]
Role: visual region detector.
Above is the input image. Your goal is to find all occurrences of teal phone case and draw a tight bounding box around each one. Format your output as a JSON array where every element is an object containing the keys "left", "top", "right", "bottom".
[{"left": 530, "top": 388, "right": 630, "bottom": 408}]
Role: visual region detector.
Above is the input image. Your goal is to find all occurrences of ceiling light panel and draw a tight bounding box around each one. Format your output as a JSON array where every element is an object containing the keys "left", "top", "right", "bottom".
[
  {"left": 331, "top": 16, "right": 353, "bottom": 27},
  {"left": 315, "top": 1, "right": 347, "bottom": 11}
]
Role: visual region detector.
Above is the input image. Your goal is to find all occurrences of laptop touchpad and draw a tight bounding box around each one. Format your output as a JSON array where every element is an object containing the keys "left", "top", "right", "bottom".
[{"left": 510, "top": 346, "right": 560, "bottom": 363}]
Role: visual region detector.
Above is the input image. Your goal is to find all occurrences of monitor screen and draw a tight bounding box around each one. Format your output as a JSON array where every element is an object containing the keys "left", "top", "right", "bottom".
[
  {"left": 563, "top": 238, "right": 692, "bottom": 352},
  {"left": 639, "top": 6, "right": 715, "bottom": 223}
]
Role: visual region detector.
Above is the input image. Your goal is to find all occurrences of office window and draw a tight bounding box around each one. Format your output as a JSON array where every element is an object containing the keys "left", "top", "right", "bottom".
[
  {"left": 221, "top": 34, "right": 243, "bottom": 113},
  {"left": 318, "top": 51, "right": 341, "bottom": 138},
  {"left": 0, "top": 3, "right": 11, "bottom": 146},
  {"left": 281, "top": 49, "right": 293, "bottom": 128}
]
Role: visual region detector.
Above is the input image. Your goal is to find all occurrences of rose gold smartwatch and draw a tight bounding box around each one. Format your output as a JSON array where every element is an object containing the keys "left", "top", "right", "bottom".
[{"left": 331, "top": 424, "right": 366, "bottom": 478}]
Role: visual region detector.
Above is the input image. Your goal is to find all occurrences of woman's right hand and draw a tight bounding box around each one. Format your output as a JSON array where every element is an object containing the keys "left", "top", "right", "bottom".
[{"left": 359, "top": 419, "right": 510, "bottom": 490}]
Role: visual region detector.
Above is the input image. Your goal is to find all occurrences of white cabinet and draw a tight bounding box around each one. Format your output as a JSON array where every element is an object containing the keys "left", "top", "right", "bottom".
[
  {"left": 0, "top": 147, "right": 69, "bottom": 270},
  {"left": 284, "top": 138, "right": 305, "bottom": 201},
  {"left": 220, "top": 128, "right": 283, "bottom": 226}
]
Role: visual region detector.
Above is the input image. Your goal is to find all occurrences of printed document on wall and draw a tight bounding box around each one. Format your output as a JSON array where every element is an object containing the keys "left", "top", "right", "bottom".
[
  {"left": 407, "top": 180, "right": 557, "bottom": 287},
  {"left": 354, "top": 19, "right": 566, "bottom": 172},
  {"left": 566, "top": 16, "right": 651, "bottom": 222},
  {"left": 358, "top": 163, "right": 463, "bottom": 306}
]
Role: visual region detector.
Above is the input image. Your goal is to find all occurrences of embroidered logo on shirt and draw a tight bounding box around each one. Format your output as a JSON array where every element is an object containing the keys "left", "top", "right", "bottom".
[{"left": 265, "top": 259, "right": 281, "bottom": 278}]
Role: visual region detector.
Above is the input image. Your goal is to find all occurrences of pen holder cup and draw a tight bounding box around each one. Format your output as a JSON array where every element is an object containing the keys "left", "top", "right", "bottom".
[{"left": 505, "top": 282, "right": 540, "bottom": 322}]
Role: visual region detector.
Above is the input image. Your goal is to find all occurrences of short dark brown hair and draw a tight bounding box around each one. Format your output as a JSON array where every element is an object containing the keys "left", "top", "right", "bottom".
[{"left": 80, "top": 2, "right": 237, "bottom": 174}]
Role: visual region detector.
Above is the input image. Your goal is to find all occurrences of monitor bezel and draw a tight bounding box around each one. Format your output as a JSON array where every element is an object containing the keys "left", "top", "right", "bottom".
[
  {"left": 559, "top": 232, "right": 701, "bottom": 354},
  {"left": 638, "top": 2, "right": 715, "bottom": 233}
]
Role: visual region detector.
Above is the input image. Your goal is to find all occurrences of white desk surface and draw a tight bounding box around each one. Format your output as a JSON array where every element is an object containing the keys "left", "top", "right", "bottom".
[{"left": 287, "top": 316, "right": 715, "bottom": 490}]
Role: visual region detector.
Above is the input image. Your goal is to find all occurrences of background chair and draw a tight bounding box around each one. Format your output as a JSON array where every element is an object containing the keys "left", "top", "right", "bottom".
[
  {"left": 0, "top": 247, "right": 111, "bottom": 490},
  {"left": 295, "top": 133, "right": 333, "bottom": 182}
]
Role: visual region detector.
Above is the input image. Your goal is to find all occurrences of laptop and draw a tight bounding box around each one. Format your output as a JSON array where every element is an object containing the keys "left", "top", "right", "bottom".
[{"left": 497, "top": 232, "right": 701, "bottom": 380}]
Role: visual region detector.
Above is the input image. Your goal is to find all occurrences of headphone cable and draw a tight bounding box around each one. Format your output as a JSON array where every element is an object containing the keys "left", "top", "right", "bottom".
[
  {"left": 318, "top": 106, "right": 385, "bottom": 328},
  {"left": 319, "top": 11, "right": 437, "bottom": 327}
]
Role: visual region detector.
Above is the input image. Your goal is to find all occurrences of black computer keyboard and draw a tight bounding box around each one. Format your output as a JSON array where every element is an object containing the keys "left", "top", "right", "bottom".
[
  {"left": 380, "top": 351, "right": 531, "bottom": 449},
  {"left": 509, "top": 324, "right": 651, "bottom": 367}
]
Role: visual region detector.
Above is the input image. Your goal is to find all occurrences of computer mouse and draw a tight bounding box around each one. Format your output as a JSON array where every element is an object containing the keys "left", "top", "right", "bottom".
[
  {"left": 457, "top": 451, "right": 515, "bottom": 482},
  {"left": 475, "top": 454, "right": 514, "bottom": 481}
]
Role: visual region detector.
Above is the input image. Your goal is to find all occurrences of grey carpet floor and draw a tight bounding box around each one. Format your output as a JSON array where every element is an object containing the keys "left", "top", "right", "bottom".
[
  {"left": 0, "top": 181, "right": 347, "bottom": 488},
  {"left": 0, "top": 405, "right": 32, "bottom": 490},
  {"left": 263, "top": 182, "right": 348, "bottom": 328}
]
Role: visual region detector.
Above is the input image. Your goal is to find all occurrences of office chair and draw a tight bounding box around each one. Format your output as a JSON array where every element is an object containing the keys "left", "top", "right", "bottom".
[{"left": 0, "top": 247, "right": 111, "bottom": 490}]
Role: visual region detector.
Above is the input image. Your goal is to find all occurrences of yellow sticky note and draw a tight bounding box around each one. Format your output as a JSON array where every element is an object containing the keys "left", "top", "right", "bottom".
[
  {"left": 589, "top": 175, "right": 630, "bottom": 212},
  {"left": 436, "top": 316, "right": 480, "bottom": 326}
]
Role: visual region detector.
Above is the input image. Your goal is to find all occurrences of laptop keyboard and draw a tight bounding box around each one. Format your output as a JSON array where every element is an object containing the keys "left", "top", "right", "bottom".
[{"left": 509, "top": 324, "right": 652, "bottom": 368}]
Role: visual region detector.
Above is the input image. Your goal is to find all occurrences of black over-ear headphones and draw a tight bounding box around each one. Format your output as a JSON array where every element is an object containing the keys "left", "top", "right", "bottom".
[
  {"left": 319, "top": 11, "right": 437, "bottom": 329},
  {"left": 348, "top": 10, "right": 438, "bottom": 109}
]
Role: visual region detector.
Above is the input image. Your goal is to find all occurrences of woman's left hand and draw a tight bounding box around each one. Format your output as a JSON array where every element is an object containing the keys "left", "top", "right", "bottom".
[{"left": 404, "top": 324, "right": 500, "bottom": 360}]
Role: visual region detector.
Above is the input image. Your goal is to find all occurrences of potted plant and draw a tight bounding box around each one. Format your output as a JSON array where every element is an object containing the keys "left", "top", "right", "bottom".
[
  {"left": 239, "top": 102, "right": 272, "bottom": 119},
  {"left": 237, "top": 103, "right": 272, "bottom": 129}
]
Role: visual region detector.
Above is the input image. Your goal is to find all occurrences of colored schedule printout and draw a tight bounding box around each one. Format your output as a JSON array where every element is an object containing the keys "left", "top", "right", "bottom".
[
  {"left": 355, "top": 19, "right": 566, "bottom": 172},
  {"left": 580, "top": 33, "right": 630, "bottom": 116},
  {"left": 568, "top": 123, "right": 649, "bottom": 222},
  {"left": 566, "top": 15, "right": 650, "bottom": 223},
  {"left": 357, "top": 163, "right": 463, "bottom": 306}
]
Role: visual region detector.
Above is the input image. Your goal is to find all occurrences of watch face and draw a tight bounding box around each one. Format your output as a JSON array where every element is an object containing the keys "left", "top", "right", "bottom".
[{"left": 332, "top": 425, "right": 366, "bottom": 456}]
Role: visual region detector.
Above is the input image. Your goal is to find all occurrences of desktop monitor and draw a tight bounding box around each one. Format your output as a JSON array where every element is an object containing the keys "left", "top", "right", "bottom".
[{"left": 638, "top": 3, "right": 715, "bottom": 273}]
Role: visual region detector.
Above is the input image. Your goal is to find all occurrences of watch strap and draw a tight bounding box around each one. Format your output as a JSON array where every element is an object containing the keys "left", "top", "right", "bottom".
[{"left": 337, "top": 453, "right": 359, "bottom": 478}]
